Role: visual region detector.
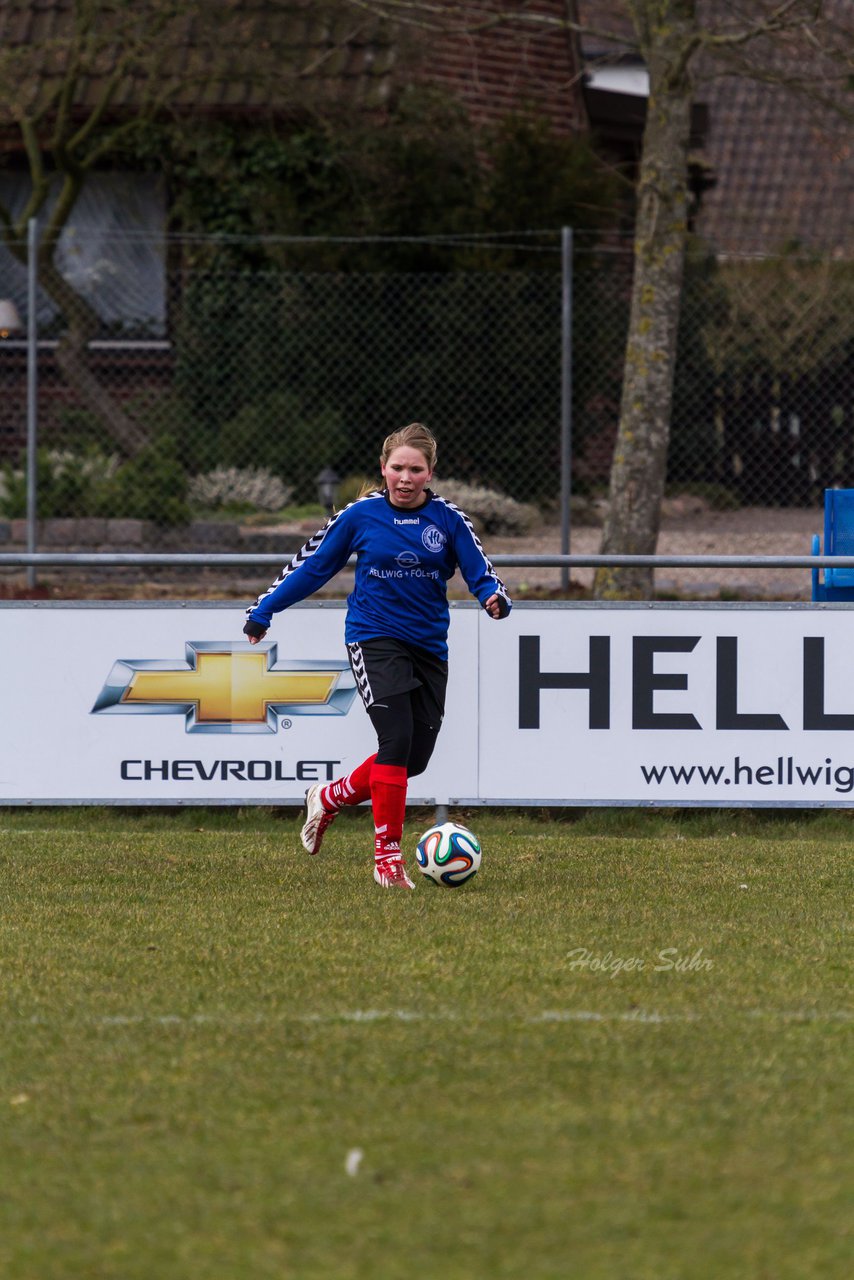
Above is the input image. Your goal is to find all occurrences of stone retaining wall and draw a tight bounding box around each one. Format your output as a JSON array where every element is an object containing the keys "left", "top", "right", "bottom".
[{"left": 0, "top": 518, "right": 305, "bottom": 556}]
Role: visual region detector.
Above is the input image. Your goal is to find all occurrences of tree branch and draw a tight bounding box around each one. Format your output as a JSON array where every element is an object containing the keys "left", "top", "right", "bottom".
[
  {"left": 14, "top": 118, "right": 53, "bottom": 238},
  {"left": 49, "top": 23, "right": 86, "bottom": 153},
  {"left": 65, "top": 59, "right": 131, "bottom": 157},
  {"left": 343, "top": 0, "right": 640, "bottom": 51},
  {"left": 701, "top": 0, "right": 820, "bottom": 50},
  {"left": 42, "top": 171, "right": 84, "bottom": 258}
]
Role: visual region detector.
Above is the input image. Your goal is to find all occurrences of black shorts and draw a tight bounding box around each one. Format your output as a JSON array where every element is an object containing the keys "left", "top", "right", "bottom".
[{"left": 346, "top": 637, "right": 448, "bottom": 722}]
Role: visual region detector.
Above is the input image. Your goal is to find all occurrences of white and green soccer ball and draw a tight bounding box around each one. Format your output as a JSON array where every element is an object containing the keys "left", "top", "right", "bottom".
[{"left": 415, "top": 821, "right": 481, "bottom": 887}]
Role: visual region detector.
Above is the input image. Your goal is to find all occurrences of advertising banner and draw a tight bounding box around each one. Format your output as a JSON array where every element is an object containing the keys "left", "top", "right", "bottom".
[
  {"left": 477, "top": 603, "right": 854, "bottom": 807},
  {"left": 3, "top": 601, "right": 854, "bottom": 806},
  {"left": 0, "top": 603, "right": 478, "bottom": 804}
]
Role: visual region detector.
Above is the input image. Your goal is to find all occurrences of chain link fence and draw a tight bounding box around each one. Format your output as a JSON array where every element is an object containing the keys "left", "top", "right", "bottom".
[{"left": 1, "top": 233, "right": 852, "bottom": 550}]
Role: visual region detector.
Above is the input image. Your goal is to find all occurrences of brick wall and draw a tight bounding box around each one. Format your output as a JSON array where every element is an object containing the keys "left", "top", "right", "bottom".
[
  {"left": 424, "top": 1, "right": 585, "bottom": 136},
  {"left": 0, "top": 517, "right": 304, "bottom": 556}
]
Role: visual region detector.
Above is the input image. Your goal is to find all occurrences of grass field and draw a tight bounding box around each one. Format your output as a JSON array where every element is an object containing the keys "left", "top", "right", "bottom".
[{"left": 0, "top": 806, "right": 851, "bottom": 1280}]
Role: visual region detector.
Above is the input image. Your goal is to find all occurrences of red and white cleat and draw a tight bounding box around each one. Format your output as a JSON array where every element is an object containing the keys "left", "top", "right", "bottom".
[
  {"left": 373, "top": 855, "right": 415, "bottom": 889},
  {"left": 300, "top": 783, "right": 337, "bottom": 855}
]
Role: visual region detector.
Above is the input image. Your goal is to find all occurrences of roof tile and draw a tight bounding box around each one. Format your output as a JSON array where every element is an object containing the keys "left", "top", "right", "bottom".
[{"left": 577, "top": 0, "right": 853, "bottom": 255}]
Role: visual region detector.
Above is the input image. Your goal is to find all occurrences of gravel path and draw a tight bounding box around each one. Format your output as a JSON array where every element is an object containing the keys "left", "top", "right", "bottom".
[
  {"left": 483, "top": 506, "right": 823, "bottom": 600},
  {"left": 8, "top": 504, "right": 824, "bottom": 602}
]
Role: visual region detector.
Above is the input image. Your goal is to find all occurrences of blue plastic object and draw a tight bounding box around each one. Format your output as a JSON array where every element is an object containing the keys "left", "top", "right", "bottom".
[{"left": 812, "top": 489, "right": 854, "bottom": 601}]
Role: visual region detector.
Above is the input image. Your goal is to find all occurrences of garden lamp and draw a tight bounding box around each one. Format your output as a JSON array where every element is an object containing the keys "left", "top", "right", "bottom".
[
  {"left": 0, "top": 299, "right": 22, "bottom": 339},
  {"left": 316, "top": 467, "right": 339, "bottom": 517}
]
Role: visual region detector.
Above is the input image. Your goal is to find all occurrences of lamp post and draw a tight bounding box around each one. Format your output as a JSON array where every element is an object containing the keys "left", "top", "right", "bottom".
[{"left": 316, "top": 467, "right": 339, "bottom": 517}]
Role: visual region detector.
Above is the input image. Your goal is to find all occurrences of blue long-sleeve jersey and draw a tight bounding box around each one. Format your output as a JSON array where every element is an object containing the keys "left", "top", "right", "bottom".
[{"left": 245, "top": 489, "right": 511, "bottom": 660}]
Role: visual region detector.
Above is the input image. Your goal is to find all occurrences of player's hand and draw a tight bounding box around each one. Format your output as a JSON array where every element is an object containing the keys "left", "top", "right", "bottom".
[
  {"left": 247, "top": 634, "right": 263, "bottom": 645},
  {"left": 243, "top": 620, "right": 267, "bottom": 644},
  {"left": 484, "top": 593, "right": 509, "bottom": 619}
]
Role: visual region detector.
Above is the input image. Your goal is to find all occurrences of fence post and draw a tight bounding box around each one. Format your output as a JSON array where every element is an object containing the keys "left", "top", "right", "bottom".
[
  {"left": 560, "top": 226, "right": 573, "bottom": 592},
  {"left": 26, "top": 217, "right": 38, "bottom": 591}
]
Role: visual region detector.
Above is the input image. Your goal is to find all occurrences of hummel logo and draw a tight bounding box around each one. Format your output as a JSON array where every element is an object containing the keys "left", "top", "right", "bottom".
[{"left": 393, "top": 517, "right": 419, "bottom": 525}]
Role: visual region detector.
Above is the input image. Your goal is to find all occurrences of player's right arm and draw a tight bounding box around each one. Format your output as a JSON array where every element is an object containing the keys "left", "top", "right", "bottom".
[{"left": 243, "top": 507, "right": 357, "bottom": 638}]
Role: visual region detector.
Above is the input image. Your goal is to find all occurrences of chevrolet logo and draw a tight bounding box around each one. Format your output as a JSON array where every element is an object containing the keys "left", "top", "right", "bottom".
[{"left": 92, "top": 642, "right": 357, "bottom": 734}]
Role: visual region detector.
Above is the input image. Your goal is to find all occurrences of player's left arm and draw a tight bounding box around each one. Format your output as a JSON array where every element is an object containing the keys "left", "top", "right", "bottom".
[{"left": 449, "top": 509, "right": 512, "bottom": 619}]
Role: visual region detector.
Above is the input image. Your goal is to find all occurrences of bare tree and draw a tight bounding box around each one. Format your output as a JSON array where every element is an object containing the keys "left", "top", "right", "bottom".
[
  {"left": 344, "top": 0, "right": 852, "bottom": 595},
  {"left": 0, "top": 0, "right": 387, "bottom": 455},
  {"left": 593, "top": 0, "right": 850, "bottom": 597}
]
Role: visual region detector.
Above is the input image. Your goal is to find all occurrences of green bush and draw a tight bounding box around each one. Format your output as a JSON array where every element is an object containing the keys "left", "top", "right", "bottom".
[
  {"left": 0, "top": 447, "right": 120, "bottom": 518},
  {"left": 0, "top": 440, "right": 190, "bottom": 526},
  {"left": 124, "top": 394, "right": 206, "bottom": 470},
  {"left": 57, "top": 409, "right": 120, "bottom": 453},
  {"left": 335, "top": 474, "right": 378, "bottom": 507},
  {"left": 266, "top": 272, "right": 564, "bottom": 501},
  {"left": 174, "top": 274, "right": 288, "bottom": 448},
  {"left": 98, "top": 437, "right": 190, "bottom": 526},
  {"left": 216, "top": 391, "right": 349, "bottom": 504}
]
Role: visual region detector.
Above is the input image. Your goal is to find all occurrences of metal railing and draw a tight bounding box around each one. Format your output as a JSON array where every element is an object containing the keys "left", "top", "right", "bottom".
[{"left": 0, "top": 552, "right": 849, "bottom": 571}]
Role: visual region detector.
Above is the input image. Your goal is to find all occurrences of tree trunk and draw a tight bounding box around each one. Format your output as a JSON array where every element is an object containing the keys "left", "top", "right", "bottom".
[
  {"left": 593, "top": 5, "right": 696, "bottom": 599},
  {"left": 54, "top": 331, "right": 150, "bottom": 457},
  {"left": 36, "top": 257, "right": 150, "bottom": 458}
]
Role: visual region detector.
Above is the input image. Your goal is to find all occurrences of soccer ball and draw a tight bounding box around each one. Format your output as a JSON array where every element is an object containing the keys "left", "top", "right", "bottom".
[{"left": 415, "top": 822, "right": 481, "bottom": 887}]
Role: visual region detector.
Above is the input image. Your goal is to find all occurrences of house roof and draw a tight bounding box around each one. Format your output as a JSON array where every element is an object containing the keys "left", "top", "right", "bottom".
[
  {"left": 424, "top": 0, "right": 586, "bottom": 135},
  {"left": 0, "top": 0, "right": 401, "bottom": 118},
  {"left": 0, "top": 0, "right": 584, "bottom": 132},
  {"left": 697, "top": 71, "right": 853, "bottom": 257},
  {"left": 5, "top": 1, "right": 847, "bottom": 256},
  {"left": 576, "top": 0, "right": 854, "bottom": 256}
]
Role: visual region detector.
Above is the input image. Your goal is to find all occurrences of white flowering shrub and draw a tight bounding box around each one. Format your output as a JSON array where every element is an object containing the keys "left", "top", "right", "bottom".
[
  {"left": 2, "top": 449, "right": 121, "bottom": 491},
  {"left": 0, "top": 446, "right": 124, "bottom": 518},
  {"left": 45, "top": 448, "right": 121, "bottom": 482},
  {"left": 434, "top": 478, "right": 540, "bottom": 536},
  {"left": 189, "top": 467, "right": 294, "bottom": 513}
]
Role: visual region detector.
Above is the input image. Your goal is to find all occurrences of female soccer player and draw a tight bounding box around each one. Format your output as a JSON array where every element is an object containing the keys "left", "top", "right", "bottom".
[{"left": 243, "top": 423, "right": 511, "bottom": 889}]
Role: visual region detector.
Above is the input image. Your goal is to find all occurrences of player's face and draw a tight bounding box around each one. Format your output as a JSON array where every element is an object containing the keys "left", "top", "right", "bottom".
[{"left": 381, "top": 446, "right": 433, "bottom": 508}]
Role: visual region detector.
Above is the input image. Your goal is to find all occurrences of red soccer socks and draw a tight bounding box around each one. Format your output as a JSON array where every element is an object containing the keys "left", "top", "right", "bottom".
[
  {"left": 320, "top": 753, "right": 377, "bottom": 812},
  {"left": 370, "top": 762, "right": 408, "bottom": 862}
]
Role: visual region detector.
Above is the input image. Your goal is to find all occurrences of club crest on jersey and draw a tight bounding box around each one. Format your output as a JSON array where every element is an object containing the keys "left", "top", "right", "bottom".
[{"left": 422, "top": 525, "right": 446, "bottom": 553}]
